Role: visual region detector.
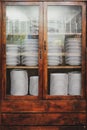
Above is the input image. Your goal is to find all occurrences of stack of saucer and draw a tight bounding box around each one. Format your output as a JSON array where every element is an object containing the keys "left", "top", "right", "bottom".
[
  {"left": 65, "top": 38, "right": 81, "bottom": 65},
  {"left": 29, "top": 76, "right": 39, "bottom": 96},
  {"left": 68, "top": 71, "right": 81, "bottom": 95},
  {"left": 50, "top": 73, "right": 68, "bottom": 95},
  {"left": 6, "top": 44, "right": 20, "bottom": 65},
  {"left": 21, "top": 39, "right": 38, "bottom": 66},
  {"left": 48, "top": 39, "right": 62, "bottom": 65},
  {"left": 10, "top": 69, "right": 28, "bottom": 95}
]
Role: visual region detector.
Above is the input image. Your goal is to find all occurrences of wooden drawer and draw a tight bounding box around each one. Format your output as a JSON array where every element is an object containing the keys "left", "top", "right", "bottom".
[
  {"left": 1, "top": 126, "right": 87, "bottom": 130},
  {"left": 1, "top": 100, "right": 86, "bottom": 113},
  {"left": 1, "top": 113, "right": 86, "bottom": 126}
]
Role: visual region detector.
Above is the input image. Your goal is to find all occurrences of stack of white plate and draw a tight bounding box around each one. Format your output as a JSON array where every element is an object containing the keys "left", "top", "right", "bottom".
[
  {"left": 6, "top": 44, "right": 20, "bottom": 65},
  {"left": 50, "top": 73, "right": 68, "bottom": 95},
  {"left": 65, "top": 38, "right": 81, "bottom": 65},
  {"left": 48, "top": 40, "right": 62, "bottom": 65},
  {"left": 29, "top": 76, "right": 38, "bottom": 96},
  {"left": 10, "top": 69, "right": 28, "bottom": 95},
  {"left": 68, "top": 72, "right": 81, "bottom": 95},
  {"left": 21, "top": 39, "right": 38, "bottom": 66}
]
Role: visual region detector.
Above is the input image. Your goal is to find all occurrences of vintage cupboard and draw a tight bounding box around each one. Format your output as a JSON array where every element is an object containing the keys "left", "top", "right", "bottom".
[{"left": 0, "top": 0, "right": 87, "bottom": 130}]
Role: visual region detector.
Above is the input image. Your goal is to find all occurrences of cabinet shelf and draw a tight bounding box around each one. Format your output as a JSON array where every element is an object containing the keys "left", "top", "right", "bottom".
[
  {"left": 48, "top": 66, "right": 81, "bottom": 69},
  {"left": 6, "top": 66, "right": 38, "bottom": 69},
  {"left": 6, "top": 66, "right": 81, "bottom": 69},
  {"left": 48, "top": 33, "right": 82, "bottom": 36},
  {"left": 6, "top": 34, "right": 39, "bottom": 36}
]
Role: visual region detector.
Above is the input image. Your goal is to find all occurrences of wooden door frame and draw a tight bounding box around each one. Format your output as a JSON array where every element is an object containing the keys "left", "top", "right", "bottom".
[
  {"left": 43, "top": 2, "right": 86, "bottom": 99},
  {"left": 1, "top": 1, "right": 44, "bottom": 100}
]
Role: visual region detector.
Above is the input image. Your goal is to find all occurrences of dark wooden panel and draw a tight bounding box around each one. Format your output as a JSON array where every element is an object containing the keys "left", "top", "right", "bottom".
[
  {"left": 1, "top": 126, "right": 87, "bottom": 130},
  {"left": 86, "top": 50, "right": 87, "bottom": 100},
  {"left": 0, "top": 114, "right": 1, "bottom": 125},
  {"left": 0, "top": 126, "right": 2, "bottom": 130},
  {"left": 0, "top": 0, "right": 2, "bottom": 103},
  {"left": 1, "top": 100, "right": 86, "bottom": 113},
  {"left": 0, "top": 0, "right": 1, "bottom": 117},
  {"left": 2, "top": 113, "right": 86, "bottom": 125}
]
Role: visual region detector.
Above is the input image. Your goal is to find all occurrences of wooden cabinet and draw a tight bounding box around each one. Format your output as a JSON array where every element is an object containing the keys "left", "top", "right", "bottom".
[{"left": 0, "top": 0, "right": 87, "bottom": 129}]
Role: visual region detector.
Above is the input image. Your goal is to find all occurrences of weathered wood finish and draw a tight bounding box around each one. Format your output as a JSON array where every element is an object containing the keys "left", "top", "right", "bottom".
[{"left": 2, "top": 113, "right": 86, "bottom": 125}]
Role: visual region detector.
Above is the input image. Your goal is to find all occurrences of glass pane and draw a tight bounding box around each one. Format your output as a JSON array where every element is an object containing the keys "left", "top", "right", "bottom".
[
  {"left": 6, "top": 6, "right": 39, "bottom": 96},
  {"left": 47, "top": 6, "right": 82, "bottom": 96}
]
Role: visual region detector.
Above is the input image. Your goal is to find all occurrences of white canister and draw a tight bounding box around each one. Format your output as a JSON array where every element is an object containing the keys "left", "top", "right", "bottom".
[
  {"left": 50, "top": 73, "right": 68, "bottom": 95},
  {"left": 29, "top": 76, "right": 39, "bottom": 96},
  {"left": 68, "top": 72, "right": 81, "bottom": 95},
  {"left": 10, "top": 69, "right": 28, "bottom": 95}
]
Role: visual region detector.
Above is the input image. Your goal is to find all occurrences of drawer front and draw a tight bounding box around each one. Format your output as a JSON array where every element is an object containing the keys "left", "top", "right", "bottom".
[
  {"left": 1, "top": 100, "right": 86, "bottom": 113},
  {"left": 1, "top": 126, "right": 87, "bottom": 130},
  {"left": 2, "top": 113, "right": 86, "bottom": 126}
]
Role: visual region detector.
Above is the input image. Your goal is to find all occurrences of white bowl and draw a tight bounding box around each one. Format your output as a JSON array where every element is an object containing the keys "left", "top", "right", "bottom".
[
  {"left": 22, "top": 61, "right": 38, "bottom": 66},
  {"left": 22, "top": 58, "right": 38, "bottom": 62}
]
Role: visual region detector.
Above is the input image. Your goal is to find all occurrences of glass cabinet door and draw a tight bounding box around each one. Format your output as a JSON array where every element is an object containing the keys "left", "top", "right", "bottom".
[
  {"left": 43, "top": 3, "right": 86, "bottom": 99},
  {"left": 2, "top": 3, "right": 43, "bottom": 99}
]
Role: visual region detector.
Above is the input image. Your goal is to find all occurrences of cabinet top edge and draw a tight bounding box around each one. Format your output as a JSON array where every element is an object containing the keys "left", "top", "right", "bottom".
[
  {"left": 0, "top": 0, "right": 87, "bottom": 2},
  {"left": 0, "top": 1, "right": 86, "bottom": 6}
]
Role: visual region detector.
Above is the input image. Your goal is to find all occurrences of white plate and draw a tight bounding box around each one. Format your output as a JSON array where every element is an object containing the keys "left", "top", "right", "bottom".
[
  {"left": 65, "top": 49, "right": 81, "bottom": 53},
  {"left": 65, "top": 43, "right": 81, "bottom": 46},
  {"left": 22, "top": 59, "right": 38, "bottom": 62},
  {"left": 6, "top": 62, "right": 19, "bottom": 65},
  {"left": 22, "top": 61, "right": 38, "bottom": 66},
  {"left": 21, "top": 52, "right": 38, "bottom": 56},
  {"left": 66, "top": 38, "right": 81, "bottom": 42},
  {"left": 66, "top": 62, "right": 81, "bottom": 65},
  {"left": 65, "top": 53, "right": 81, "bottom": 57},
  {"left": 48, "top": 56, "right": 62, "bottom": 59},
  {"left": 22, "top": 48, "right": 38, "bottom": 51},
  {"left": 48, "top": 62, "right": 61, "bottom": 65}
]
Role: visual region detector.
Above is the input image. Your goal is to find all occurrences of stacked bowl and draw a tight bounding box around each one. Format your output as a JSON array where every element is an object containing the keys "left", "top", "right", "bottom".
[
  {"left": 6, "top": 44, "right": 20, "bottom": 65},
  {"left": 65, "top": 38, "right": 81, "bottom": 65},
  {"left": 50, "top": 73, "right": 68, "bottom": 95},
  {"left": 48, "top": 39, "right": 62, "bottom": 65},
  {"left": 21, "top": 39, "right": 38, "bottom": 66}
]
